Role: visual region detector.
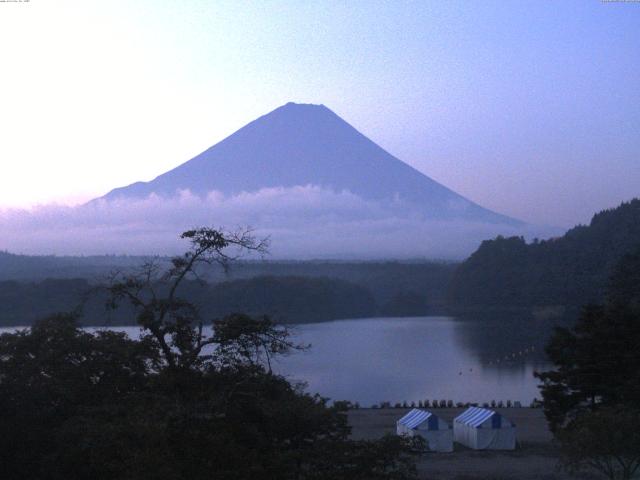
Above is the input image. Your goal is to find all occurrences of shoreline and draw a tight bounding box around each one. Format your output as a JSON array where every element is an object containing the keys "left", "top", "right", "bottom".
[{"left": 348, "top": 407, "right": 593, "bottom": 480}]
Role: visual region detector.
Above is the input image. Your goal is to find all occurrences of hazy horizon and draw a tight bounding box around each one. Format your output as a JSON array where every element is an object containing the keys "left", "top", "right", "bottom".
[{"left": 0, "top": 101, "right": 560, "bottom": 259}]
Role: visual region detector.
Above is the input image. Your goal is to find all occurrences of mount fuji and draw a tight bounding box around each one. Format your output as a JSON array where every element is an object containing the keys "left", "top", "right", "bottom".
[{"left": 100, "top": 102, "right": 520, "bottom": 226}]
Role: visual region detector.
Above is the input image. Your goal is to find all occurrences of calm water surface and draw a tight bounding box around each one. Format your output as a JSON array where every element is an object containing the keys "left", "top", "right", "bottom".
[
  {"left": 4, "top": 316, "right": 556, "bottom": 407},
  {"left": 272, "top": 316, "right": 552, "bottom": 406}
]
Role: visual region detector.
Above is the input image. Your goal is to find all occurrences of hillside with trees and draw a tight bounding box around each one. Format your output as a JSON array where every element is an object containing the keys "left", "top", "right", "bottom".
[
  {"left": 1, "top": 273, "right": 439, "bottom": 327},
  {"left": 449, "top": 199, "right": 640, "bottom": 309},
  {"left": 201, "top": 276, "right": 376, "bottom": 323},
  {"left": 0, "top": 257, "right": 455, "bottom": 327},
  {"left": 0, "top": 251, "right": 145, "bottom": 281},
  {"left": 535, "top": 247, "right": 640, "bottom": 479},
  {"left": 0, "top": 253, "right": 454, "bottom": 308},
  {"left": 0, "top": 276, "right": 375, "bottom": 327}
]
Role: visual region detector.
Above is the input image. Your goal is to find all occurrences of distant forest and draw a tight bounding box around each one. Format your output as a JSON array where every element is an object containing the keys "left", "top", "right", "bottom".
[
  {"left": 3, "top": 199, "right": 639, "bottom": 325},
  {"left": 449, "top": 199, "right": 640, "bottom": 309},
  {"left": 0, "top": 252, "right": 146, "bottom": 281},
  {"left": 0, "top": 259, "right": 456, "bottom": 326}
]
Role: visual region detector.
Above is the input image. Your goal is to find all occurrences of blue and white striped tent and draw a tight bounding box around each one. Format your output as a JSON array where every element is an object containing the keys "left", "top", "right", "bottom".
[
  {"left": 453, "top": 407, "right": 516, "bottom": 450},
  {"left": 396, "top": 409, "right": 453, "bottom": 452}
]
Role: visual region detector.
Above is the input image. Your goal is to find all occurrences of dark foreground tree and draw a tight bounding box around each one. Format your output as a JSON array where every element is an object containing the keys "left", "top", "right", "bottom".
[
  {"left": 0, "top": 229, "right": 420, "bottom": 480},
  {"left": 0, "top": 314, "right": 158, "bottom": 480},
  {"left": 535, "top": 305, "right": 640, "bottom": 431},
  {"left": 558, "top": 407, "right": 640, "bottom": 480},
  {"left": 536, "top": 252, "right": 640, "bottom": 479},
  {"left": 535, "top": 246, "right": 640, "bottom": 432},
  {"left": 607, "top": 246, "right": 640, "bottom": 314},
  {"left": 0, "top": 314, "right": 419, "bottom": 480},
  {"left": 105, "top": 227, "right": 269, "bottom": 369}
]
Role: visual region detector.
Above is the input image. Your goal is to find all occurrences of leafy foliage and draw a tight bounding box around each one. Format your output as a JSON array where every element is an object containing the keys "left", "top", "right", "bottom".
[
  {"left": 450, "top": 199, "right": 640, "bottom": 308},
  {"left": 558, "top": 407, "right": 640, "bottom": 480},
  {"left": 0, "top": 314, "right": 157, "bottom": 479},
  {"left": 536, "top": 247, "right": 640, "bottom": 431},
  {"left": 535, "top": 305, "right": 640, "bottom": 431},
  {"left": 204, "top": 275, "right": 377, "bottom": 322},
  {"left": 0, "top": 315, "right": 419, "bottom": 480},
  {"left": 211, "top": 312, "right": 305, "bottom": 373},
  {"left": 606, "top": 247, "right": 640, "bottom": 314},
  {"left": 537, "top": 251, "right": 640, "bottom": 479},
  {"left": 0, "top": 275, "right": 377, "bottom": 327},
  {"left": 0, "top": 228, "right": 420, "bottom": 480}
]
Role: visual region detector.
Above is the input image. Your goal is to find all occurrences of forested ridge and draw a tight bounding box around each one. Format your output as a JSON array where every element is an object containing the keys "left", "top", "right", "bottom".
[
  {"left": 449, "top": 199, "right": 640, "bottom": 308},
  {"left": 4, "top": 199, "right": 639, "bottom": 320},
  {"left": 0, "top": 250, "right": 456, "bottom": 326},
  {"left": 0, "top": 251, "right": 145, "bottom": 281},
  {"left": 0, "top": 272, "right": 449, "bottom": 327}
]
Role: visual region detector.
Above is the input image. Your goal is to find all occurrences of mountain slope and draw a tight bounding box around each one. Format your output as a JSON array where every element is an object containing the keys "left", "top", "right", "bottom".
[
  {"left": 449, "top": 198, "right": 640, "bottom": 308},
  {"left": 101, "top": 102, "right": 520, "bottom": 225}
]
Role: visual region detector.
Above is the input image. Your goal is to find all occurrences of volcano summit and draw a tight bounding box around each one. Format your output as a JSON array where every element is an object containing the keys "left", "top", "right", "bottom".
[{"left": 101, "top": 102, "right": 520, "bottom": 226}]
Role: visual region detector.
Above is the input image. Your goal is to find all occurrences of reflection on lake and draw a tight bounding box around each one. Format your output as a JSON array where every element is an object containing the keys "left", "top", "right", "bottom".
[
  {"left": 2, "top": 314, "right": 571, "bottom": 407},
  {"left": 274, "top": 316, "right": 559, "bottom": 407}
]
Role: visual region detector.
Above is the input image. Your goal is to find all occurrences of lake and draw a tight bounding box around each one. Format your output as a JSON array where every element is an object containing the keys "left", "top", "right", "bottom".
[
  {"left": 93, "top": 315, "right": 557, "bottom": 407},
  {"left": 273, "top": 316, "right": 553, "bottom": 407},
  {"left": 2, "top": 315, "right": 559, "bottom": 407}
]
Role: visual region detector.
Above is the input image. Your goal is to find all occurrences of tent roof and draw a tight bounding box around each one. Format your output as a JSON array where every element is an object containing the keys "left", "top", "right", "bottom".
[
  {"left": 397, "top": 409, "right": 433, "bottom": 429},
  {"left": 454, "top": 407, "right": 496, "bottom": 427}
]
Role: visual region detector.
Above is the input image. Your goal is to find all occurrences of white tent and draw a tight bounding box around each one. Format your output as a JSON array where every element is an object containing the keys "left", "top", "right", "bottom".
[
  {"left": 453, "top": 407, "right": 516, "bottom": 450},
  {"left": 396, "top": 409, "right": 453, "bottom": 452}
]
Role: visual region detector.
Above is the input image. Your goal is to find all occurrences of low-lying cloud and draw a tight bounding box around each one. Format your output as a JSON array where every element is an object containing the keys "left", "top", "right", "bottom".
[{"left": 0, "top": 186, "right": 555, "bottom": 259}]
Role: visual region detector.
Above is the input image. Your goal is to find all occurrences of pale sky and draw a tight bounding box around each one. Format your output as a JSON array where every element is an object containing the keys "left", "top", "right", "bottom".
[{"left": 1, "top": 0, "right": 639, "bottom": 227}]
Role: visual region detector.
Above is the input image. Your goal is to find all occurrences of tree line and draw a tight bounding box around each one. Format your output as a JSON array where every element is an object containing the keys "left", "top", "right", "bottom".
[
  {"left": 449, "top": 199, "right": 640, "bottom": 309},
  {"left": 535, "top": 246, "right": 640, "bottom": 479},
  {"left": 0, "top": 272, "right": 447, "bottom": 327}
]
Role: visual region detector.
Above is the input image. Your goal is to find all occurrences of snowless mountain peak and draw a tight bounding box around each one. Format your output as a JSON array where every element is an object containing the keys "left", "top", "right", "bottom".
[{"left": 100, "top": 102, "right": 521, "bottom": 225}]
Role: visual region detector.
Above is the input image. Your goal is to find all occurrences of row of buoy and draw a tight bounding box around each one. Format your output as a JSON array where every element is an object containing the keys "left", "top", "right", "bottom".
[
  {"left": 488, "top": 345, "right": 536, "bottom": 366},
  {"left": 456, "top": 345, "right": 538, "bottom": 375}
]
